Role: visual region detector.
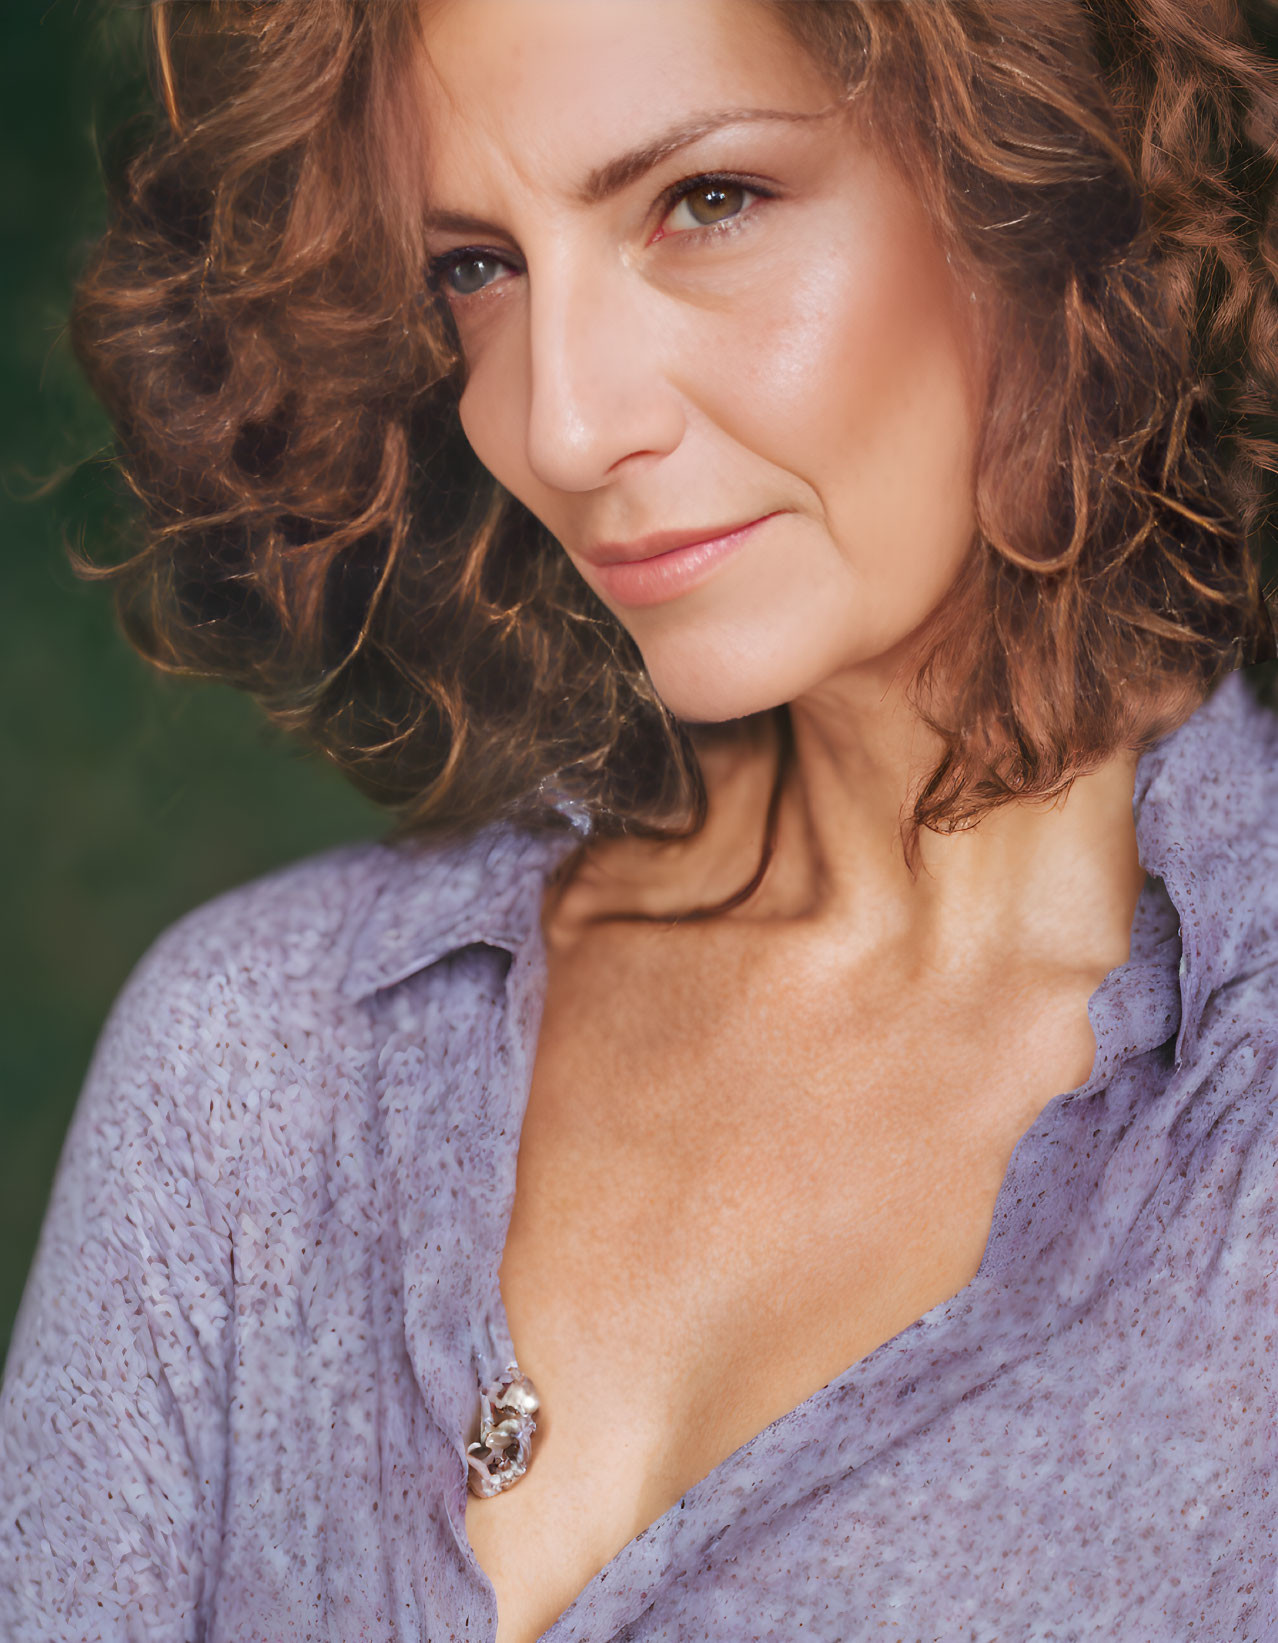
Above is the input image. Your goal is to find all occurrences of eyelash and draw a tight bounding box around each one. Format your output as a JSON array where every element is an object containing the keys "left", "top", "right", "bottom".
[
  {"left": 424, "top": 170, "right": 778, "bottom": 302},
  {"left": 653, "top": 170, "right": 778, "bottom": 242}
]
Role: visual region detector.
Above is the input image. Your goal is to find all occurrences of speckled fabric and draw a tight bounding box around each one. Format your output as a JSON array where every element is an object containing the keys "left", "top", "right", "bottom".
[{"left": 3, "top": 668, "right": 1277, "bottom": 1642}]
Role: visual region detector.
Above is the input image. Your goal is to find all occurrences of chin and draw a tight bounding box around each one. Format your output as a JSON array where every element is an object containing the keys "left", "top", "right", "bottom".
[{"left": 639, "top": 640, "right": 819, "bottom": 728}]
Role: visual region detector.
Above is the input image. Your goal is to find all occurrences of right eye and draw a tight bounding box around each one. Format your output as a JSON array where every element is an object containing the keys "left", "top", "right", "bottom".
[{"left": 426, "top": 250, "right": 517, "bottom": 300}]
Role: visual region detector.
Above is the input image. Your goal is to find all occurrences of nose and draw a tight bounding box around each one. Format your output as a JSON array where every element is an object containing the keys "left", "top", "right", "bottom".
[{"left": 522, "top": 254, "right": 686, "bottom": 493}]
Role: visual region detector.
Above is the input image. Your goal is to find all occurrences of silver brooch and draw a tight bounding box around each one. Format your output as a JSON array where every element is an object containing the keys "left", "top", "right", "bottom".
[{"left": 466, "top": 1365, "right": 541, "bottom": 1497}]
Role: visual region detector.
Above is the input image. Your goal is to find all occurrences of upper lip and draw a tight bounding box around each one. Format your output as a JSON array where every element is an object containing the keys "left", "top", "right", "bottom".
[{"left": 580, "top": 511, "right": 781, "bottom": 568}]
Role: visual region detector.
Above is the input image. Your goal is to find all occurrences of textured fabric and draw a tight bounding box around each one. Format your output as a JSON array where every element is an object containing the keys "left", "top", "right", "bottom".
[{"left": 3, "top": 668, "right": 1277, "bottom": 1642}]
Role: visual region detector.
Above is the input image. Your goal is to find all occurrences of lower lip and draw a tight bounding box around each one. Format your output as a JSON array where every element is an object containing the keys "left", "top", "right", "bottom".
[{"left": 590, "top": 512, "right": 781, "bottom": 608}]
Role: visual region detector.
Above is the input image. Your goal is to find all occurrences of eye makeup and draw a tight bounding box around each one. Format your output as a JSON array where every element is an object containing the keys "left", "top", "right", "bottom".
[{"left": 424, "top": 168, "right": 782, "bottom": 301}]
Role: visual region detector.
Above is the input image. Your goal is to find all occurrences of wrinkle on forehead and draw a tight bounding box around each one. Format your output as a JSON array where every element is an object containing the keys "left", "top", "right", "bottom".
[
  {"left": 412, "top": 0, "right": 841, "bottom": 215},
  {"left": 579, "top": 101, "right": 851, "bottom": 209}
]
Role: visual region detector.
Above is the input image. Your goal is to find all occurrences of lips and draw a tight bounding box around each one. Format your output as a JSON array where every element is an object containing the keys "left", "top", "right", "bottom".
[
  {"left": 580, "top": 511, "right": 783, "bottom": 608},
  {"left": 581, "top": 511, "right": 784, "bottom": 568}
]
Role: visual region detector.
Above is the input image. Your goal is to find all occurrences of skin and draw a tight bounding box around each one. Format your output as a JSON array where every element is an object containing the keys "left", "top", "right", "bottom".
[{"left": 413, "top": 3, "right": 1151, "bottom": 1638}]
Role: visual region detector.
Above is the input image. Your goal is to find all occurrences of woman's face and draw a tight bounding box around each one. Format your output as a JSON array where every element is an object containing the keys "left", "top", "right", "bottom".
[{"left": 416, "top": 0, "right": 986, "bottom": 725}]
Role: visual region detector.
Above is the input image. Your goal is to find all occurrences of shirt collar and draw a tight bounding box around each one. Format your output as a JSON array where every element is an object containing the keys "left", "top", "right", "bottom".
[
  {"left": 338, "top": 815, "right": 587, "bottom": 1001},
  {"left": 1129, "top": 667, "right": 1278, "bottom": 1066},
  {"left": 340, "top": 671, "right": 1278, "bottom": 1062}
]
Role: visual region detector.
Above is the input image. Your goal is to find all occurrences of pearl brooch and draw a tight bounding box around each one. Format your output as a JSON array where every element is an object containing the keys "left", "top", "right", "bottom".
[{"left": 466, "top": 1365, "right": 541, "bottom": 1497}]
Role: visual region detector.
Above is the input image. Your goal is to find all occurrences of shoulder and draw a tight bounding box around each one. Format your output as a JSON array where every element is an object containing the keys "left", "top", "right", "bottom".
[
  {"left": 1195, "top": 674, "right": 1278, "bottom": 985},
  {"left": 118, "top": 817, "right": 547, "bottom": 1012},
  {"left": 125, "top": 833, "right": 403, "bottom": 1007},
  {"left": 55, "top": 839, "right": 410, "bottom": 1187},
  {"left": 1139, "top": 672, "right": 1278, "bottom": 1010},
  {"left": 127, "top": 835, "right": 394, "bottom": 998},
  {"left": 95, "top": 816, "right": 579, "bottom": 1087},
  {"left": 1138, "top": 668, "right": 1278, "bottom": 869},
  {"left": 95, "top": 836, "right": 398, "bottom": 1082},
  {"left": 32, "top": 818, "right": 571, "bottom": 1258},
  {"left": 1127, "top": 675, "right": 1278, "bottom": 1177}
]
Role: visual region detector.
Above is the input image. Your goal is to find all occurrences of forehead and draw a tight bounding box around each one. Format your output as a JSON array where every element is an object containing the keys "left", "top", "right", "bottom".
[{"left": 415, "top": 0, "right": 836, "bottom": 198}]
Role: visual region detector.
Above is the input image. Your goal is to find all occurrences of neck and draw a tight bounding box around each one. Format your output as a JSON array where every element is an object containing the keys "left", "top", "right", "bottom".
[{"left": 586, "top": 666, "right": 1148, "bottom": 983}]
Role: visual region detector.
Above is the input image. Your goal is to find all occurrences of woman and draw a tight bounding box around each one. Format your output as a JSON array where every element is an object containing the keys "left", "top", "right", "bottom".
[{"left": 3, "top": 0, "right": 1277, "bottom": 1637}]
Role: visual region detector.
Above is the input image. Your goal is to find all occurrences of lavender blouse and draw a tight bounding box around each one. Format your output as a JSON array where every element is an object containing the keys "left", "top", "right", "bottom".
[{"left": 3, "top": 669, "right": 1277, "bottom": 1641}]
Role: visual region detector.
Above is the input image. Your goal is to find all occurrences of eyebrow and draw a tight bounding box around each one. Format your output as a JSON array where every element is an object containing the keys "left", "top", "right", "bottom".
[
  {"left": 422, "top": 104, "right": 843, "bottom": 238},
  {"left": 580, "top": 103, "right": 841, "bottom": 204}
]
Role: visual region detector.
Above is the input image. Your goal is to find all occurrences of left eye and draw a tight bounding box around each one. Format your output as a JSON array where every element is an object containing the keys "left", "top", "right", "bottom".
[
  {"left": 430, "top": 252, "right": 513, "bottom": 299},
  {"left": 662, "top": 179, "right": 763, "bottom": 234}
]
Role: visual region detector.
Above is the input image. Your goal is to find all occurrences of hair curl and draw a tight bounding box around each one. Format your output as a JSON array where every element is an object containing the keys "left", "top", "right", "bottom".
[{"left": 68, "top": 0, "right": 1278, "bottom": 898}]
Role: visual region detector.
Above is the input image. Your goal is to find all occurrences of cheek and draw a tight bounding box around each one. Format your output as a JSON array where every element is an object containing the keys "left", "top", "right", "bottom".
[
  {"left": 457, "top": 359, "right": 527, "bottom": 491},
  {"left": 449, "top": 283, "right": 546, "bottom": 493},
  {"left": 682, "top": 203, "right": 981, "bottom": 618}
]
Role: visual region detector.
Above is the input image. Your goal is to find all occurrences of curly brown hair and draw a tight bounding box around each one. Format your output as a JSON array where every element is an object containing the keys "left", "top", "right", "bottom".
[{"left": 69, "top": 0, "right": 1278, "bottom": 890}]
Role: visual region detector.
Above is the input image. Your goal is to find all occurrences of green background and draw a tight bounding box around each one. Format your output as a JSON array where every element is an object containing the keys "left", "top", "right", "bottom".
[
  {"left": 1, "top": 3, "right": 384, "bottom": 1360},
  {"left": 3, "top": 3, "right": 1277, "bottom": 1363}
]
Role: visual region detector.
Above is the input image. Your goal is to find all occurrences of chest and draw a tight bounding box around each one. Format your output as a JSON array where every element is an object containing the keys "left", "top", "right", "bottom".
[{"left": 462, "top": 929, "right": 1102, "bottom": 1642}]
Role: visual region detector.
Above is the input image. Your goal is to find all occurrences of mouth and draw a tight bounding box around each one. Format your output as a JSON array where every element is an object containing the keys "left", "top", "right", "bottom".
[
  {"left": 581, "top": 511, "right": 784, "bottom": 569},
  {"left": 579, "top": 511, "right": 785, "bottom": 609}
]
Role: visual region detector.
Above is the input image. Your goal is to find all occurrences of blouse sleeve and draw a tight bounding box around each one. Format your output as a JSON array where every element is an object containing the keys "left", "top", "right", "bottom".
[{"left": 0, "top": 921, "right": 233, "bottom": 1642}]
